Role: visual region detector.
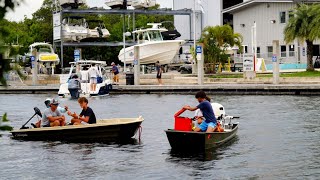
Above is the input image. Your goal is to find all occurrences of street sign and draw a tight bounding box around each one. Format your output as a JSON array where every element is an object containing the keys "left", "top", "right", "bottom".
[
  {"left": 196, "top": 45, "right": 202, "bottom": 54},
  {"left": 30, "top": 56, "right": 35, "bottom": 68},
  {"left": 133, "top": 59, "right": 138, "bottom": 65},
  {"left": 272, "top": 55, "right": 277, "bottom": 62},
  {"left": 74, "top": 49, "right": 80, "bottom": 62},
  {"left": 243, "top": 54, "right": 254, "bottom": 72}
]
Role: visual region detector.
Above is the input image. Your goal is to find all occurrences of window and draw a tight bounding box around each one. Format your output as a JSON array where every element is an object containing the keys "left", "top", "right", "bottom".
[
  {"left": 148, "top": 30, "right": 163, "bottom": 41},
  {"left": 313, "top": 45, "right": 320, "bottom": 56},
  {"left": 257, "top": 47, "right": 261, "bottom": 58},
  {"left": 267, "top": 46, "right": 273, "bottom": 57},
  {"left": 243, "top": 45, "right": 248, "bottom": 54},
  {"left": 281, "top": 45, "right": 287, "bottom": 57},
  {"left": 289, "top": 45, "right": 295, "bottom": 57},
  {"left": 280, "top": 11, "right": 286, "bottom": 23}
]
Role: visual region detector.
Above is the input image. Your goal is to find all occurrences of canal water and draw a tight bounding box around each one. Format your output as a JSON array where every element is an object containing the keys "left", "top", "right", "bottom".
[{"left": 0, "top": 94, "right": 319, "bottom": 179}]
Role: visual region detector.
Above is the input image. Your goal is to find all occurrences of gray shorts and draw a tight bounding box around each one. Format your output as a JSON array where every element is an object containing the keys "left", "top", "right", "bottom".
[{"left": 90, "top": 77, "right": 97, "bottom": 84}]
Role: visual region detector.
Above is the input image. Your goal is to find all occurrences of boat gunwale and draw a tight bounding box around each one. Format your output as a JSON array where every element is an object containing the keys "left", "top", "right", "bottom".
[
  {"left": 11, "top": 117, "right": 144, "bottom": 133},
  {"left": 165, "top": 123, "right": 238, "bottom": 135}
]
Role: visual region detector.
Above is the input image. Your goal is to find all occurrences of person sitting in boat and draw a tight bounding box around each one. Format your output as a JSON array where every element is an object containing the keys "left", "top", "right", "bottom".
[
  {"left": 42, "top": 99, "right": 66, "bottom": 127},
  {"left": 67, "top": 97, "right": 97, "bottom": 125},
  {"left": 32, "top": 98, "right": 68, "bottom": 128},
  {"left": 193, "top": 109, "right": 204, "bottom": 131},
  {"left": 183, "top": 91, "right": 217, "bottom": 133}
]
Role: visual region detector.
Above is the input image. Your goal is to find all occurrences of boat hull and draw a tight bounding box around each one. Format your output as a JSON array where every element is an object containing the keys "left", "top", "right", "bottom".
[
  {"left": 165, "top": 123, "right": 238, "bottom": 152},
  {"left": 58, "top": 82, "right": 112, "bottom": 98},
  {"left": 118, "top": 40, "right": 185, "bottom": 65},
  {"left": 11, "top": 118, "right": 143, "bottom": 142}
]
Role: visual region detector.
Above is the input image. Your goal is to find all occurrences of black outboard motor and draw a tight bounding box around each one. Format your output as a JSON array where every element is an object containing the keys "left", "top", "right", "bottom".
[{"left": 68, "top": 74, "right": 81, "bottom": 99}]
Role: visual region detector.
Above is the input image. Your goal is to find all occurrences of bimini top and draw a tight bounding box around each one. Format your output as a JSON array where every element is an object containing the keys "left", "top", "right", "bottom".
[
  {"left": 69, "top": 60, "right": 106, "bottom": 65},
  {"left": 133, "top": 23, "right": 168, "bottom": 34}
]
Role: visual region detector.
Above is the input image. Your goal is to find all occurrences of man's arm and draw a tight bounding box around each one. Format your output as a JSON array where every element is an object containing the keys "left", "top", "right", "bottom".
[{"left": 183, "top": 105, "right": 198, "bottom": 111}]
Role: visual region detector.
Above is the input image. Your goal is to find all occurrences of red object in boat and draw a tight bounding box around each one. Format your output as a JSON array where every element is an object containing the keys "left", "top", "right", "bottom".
[{"left": 174, "top": 108, "right": 192, "bottom": 131}]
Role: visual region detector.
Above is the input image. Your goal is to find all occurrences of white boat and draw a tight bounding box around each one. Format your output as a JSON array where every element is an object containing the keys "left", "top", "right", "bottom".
[
  {"left": 105, "top": 0, "right": 132, "bottom": 9},
  {"left": 118, "top": 23, "right": 185, "bottom": 65},
  {"left": 62, "top": 16, "right": 88, "bottom": 42},
  {"left": 58, "top": 60, "right": 112, "bottom": 98},
  {"left": 27, "top": 42, "right": 60, "bottom": 74},
  {"left": 87, "top": 20, "right": 111, "bottom": 39},
  {"left": 59, "top": 0, "right": 86, "bottom": 9},
  {"left": 132, "top": 0, "right": 156, "bottom": 9}
]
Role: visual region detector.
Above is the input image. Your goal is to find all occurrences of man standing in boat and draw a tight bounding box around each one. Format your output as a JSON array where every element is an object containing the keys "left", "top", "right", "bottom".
[
  {"left": 183, "top": 91, "right": 217, "bottom": 132},
  {"left": 88, "top": 63, "right": 99, "bottom": 92},
  {"left": 42, "top": 99, "right": 66, "bottom": 127},
  {"left": 67, "top": 97, "right": 97, "bottom": 125}
]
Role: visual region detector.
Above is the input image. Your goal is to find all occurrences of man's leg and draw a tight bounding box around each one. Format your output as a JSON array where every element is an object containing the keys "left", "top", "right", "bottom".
[
  {"left": 93, "top": 83, "right": 97, "bottom": 91},
  {"left": 71, "top": 118, "right": 82, "bottom": 125},
  {"left": 206, "top": 123, "right": 217, "bottom": 133},
  {"left": 50, "top": 120, "right": 60, "bottom": 127}
]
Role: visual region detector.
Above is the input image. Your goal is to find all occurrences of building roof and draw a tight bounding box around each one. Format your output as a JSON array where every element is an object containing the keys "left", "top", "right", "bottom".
[
  {"left": 222, "top": 0, "right": 294, "bottom": 14},
  {"left": 223, "top": 0, "right": 320, "bottom": 14}
]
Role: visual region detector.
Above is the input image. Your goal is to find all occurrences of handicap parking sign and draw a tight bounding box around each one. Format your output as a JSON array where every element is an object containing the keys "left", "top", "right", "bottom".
[
  {"left": 196, "top": 45, "right": 202, "bottom": 54},
  {"left": 272, "top": 55, "right": 277, "bottom": 62}
]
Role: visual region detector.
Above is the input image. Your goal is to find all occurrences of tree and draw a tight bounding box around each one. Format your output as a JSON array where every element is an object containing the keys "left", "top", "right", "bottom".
[
  {"left": 201, "top": 25, "right": 243, "bottom": 73},
  {"left": 284, "top": 4, "right": 320, "bottom": 71}
]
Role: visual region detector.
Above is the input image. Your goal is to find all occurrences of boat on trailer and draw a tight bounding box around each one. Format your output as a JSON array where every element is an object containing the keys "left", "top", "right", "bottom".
[
  {"left": 118, "top": 23, "right": 185, "bottom": 65},
  {"left": 10, "top": 108, "right": 144, "bottom": 142},
  {"left": 165, "top": 103, "right": 239, "bottom": 152}
]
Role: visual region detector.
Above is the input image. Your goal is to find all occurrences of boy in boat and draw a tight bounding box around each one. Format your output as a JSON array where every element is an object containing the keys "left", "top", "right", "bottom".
[
  {"left": 67, "top": 97, "right": 97, "bottom": 125},
  {"left": 183, "top": 91, "right": 217, "bottom": 132},
  {"left": 41, "top": 99, "right": 66, "bottom": 127}
]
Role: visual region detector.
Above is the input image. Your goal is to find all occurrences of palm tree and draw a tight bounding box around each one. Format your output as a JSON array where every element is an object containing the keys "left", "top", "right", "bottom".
[
  {"left": 201, "top": 25, "right": 243, "bottom": 73},
  {"left": 284, "top": 4, "right": 320, "bottom": 71}
]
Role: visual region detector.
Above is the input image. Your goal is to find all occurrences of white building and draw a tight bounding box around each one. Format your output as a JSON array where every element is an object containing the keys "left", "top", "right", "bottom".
[
  {"left": 223, "top": 0, "right": 320, "bottom": 65},
  {"left": 173, "top": 0, "right": 243, "bottom": 40}
]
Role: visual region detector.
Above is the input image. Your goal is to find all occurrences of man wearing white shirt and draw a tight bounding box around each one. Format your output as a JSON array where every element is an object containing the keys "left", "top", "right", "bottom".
[{"left": 88, "top": 64, "right": 99, "bottom": 92}]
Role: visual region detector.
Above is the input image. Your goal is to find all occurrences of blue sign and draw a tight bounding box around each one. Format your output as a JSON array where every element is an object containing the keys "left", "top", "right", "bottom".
[
  {"left": 30, "top": 56, "right": 35, "bottom": 68},
  {"left": 74, "top": 49, "right": 80, "bottom": 62},
  {"left": 196, "top": 45, "right": 202, "bottom": 54},
  {"left": 133, "top": 59, "right": 138, "bottom": 65},
  {"left": 272, "top": 55, "right": 277, "bottom": 62}
]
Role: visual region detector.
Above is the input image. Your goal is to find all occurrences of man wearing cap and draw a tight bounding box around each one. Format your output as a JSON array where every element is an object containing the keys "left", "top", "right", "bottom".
[
  {"left": 41, "top": 99, "right": 66, "bottom": 127},
  {"left": 111, "top": 62, "right": 119, "bottom": 84}
]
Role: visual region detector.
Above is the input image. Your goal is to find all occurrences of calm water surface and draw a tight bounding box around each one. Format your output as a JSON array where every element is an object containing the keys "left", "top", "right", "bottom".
[{"left": 0, "top": 94, "right": 319, "bottom": 179}]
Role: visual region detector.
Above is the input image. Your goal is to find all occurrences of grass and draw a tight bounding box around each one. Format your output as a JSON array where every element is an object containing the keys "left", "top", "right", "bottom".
[{"left": 208, "top": 71, "right": 320, "bottom": 78}]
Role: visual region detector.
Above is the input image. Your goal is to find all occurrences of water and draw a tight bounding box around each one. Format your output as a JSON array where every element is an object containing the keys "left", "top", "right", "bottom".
[{"left": 0, "top": 94, "right": 319, "bottom": 179}]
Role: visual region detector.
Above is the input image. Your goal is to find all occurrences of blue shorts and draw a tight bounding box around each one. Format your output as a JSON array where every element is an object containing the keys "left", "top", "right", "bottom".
[{"left": 198, "top": 121, "right": 217, "bottom": 132}]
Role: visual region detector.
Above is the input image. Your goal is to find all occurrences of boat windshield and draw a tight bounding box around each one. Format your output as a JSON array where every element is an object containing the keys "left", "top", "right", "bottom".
[{"left": 148, "top": 30, "right": 163, "bottom": 41}]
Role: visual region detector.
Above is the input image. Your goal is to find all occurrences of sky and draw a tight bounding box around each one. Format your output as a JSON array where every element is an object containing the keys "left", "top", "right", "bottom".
[{"left": 5, "top": 0, "right": 173, "bottom": 22}]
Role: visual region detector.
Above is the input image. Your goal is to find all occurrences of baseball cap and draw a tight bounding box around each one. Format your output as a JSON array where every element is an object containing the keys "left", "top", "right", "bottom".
[
  {"left": 111, "top": 62, "right": 115, "bottom": 65},
  {"left": 51, "top": 99, "right": 59, "bottom": 105},
  {"left": 44, "top": 98, "right": 52, "bottom": 108}
]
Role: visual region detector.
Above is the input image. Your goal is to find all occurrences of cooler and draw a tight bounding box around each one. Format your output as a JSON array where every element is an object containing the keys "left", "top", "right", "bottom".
[{"left": 174, "top": 108, "right": 192, "bottom": 131}]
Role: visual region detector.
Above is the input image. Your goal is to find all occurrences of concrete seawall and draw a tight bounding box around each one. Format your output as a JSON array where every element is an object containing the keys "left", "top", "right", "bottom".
[{"left": 1, "top": 84, "right": 320, "bottom": 95}]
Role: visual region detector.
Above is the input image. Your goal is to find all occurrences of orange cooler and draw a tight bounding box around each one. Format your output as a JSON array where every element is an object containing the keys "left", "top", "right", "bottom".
[{"left": 174, "top": 109, "right": 192, "bottom": 131}]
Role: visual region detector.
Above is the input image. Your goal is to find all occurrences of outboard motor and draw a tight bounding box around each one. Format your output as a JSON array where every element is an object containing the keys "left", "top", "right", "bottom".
[{"left": 68, "top": 74, "right": 81, "bottom": 99}]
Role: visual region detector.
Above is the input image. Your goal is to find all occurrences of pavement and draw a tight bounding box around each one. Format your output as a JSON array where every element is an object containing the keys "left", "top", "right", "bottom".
[{"left": 2, "top": 71, "right": 320, "bottom": 95}]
